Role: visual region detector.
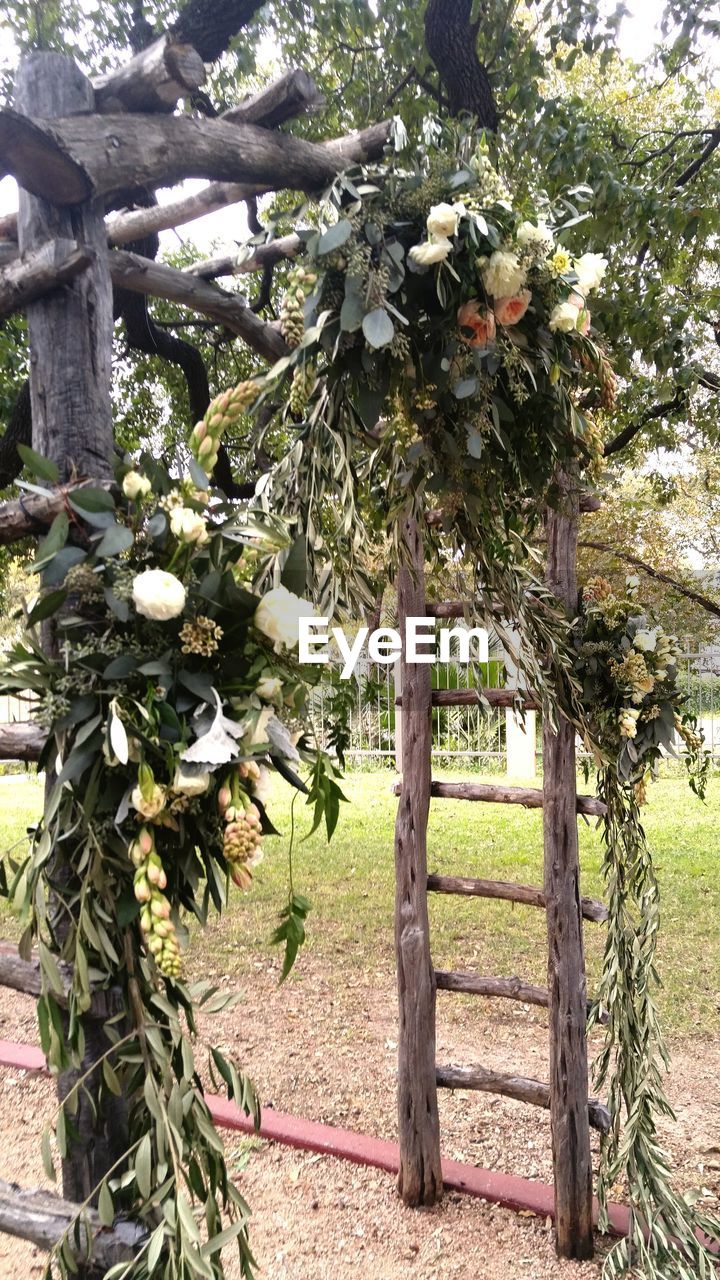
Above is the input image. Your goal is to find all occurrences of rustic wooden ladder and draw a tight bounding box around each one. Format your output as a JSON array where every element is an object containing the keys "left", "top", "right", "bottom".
[{"left": 393, "top": 498, "right": 609, "bottom": 1262}]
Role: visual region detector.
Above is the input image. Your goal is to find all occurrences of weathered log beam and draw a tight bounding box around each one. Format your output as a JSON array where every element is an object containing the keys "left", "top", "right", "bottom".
[
  {"left": 93, "top": 35, "right": 206, "bottom": 114},
  {"left": 0, "top": 479, "right": 115, "bottom": 547},
  {"left": 426, "top": 874, "right": 608, "bottom": 923},
  {"left": 187, "top": 234, "right": 303, "bottom": 281},
  {"left": 396, "top": 688, "right": 539, "bottom": 710},
  {"left": 0, "top": 1179, "right": 145, "bottom": 1267},
  {"left": 0, "top": 239, "right": 93, "bottom": 320},
  {"left": 0, "top": 942, "right": 122, "bottom": 1019},
  {"left": 435, "top": 1065, "right": 611, "bottom": 1133},
  {"left": 392, "top": 779, "right": 605, "bottom": 817},
  {"left": 0, "top": 722, "right": 45, "bottom": 761},
  {"left": 108, "top": 250, "right": 288, "bottom": 362},
  {"left": 434, "top": 970, "right": 604, "bottom": 1020},
  {"left": 0, "top": 110, "right": 392, "bottom": 207},
  {"left": 222, "top": 69, "right": 325, "bottom": 128}
]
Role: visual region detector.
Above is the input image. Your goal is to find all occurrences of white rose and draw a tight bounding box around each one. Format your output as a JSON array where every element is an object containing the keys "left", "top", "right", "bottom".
[
  {"left": 516, "top": 220, "right": 554, "bottom": 255},
  {"left": 172, "top": 765, "right": 210, "bottom": 797},
  {"left": 122, "top": 471, "right": 151, "bottom": 501},
  {"left": 248, "top": 704, "right": 275, "bottom": 746},
  {"left": 409, "top": 237, "right": 453, "bottom": 266},
  {"left": 131, "top": 783, "right": 166, "bottom": 819},
  {"left": 573, "top": 252, "right": 608, "bottom": 294},
  {"left": 256, "top": 675, "right": 283, "bottom": 700},
  {"left": 480, "top": 250, "right": 526, "bottom": 298},
  {"left": 253, "top": 585, "right": 313, "bottom": 649},
  {"left": 132, "top": 569, "right": 186, "bottom": 621},
  {"left": 426, "top": 202, "right": 459, "bottom": 239},
  {"left": 170, "top": 506, "right": 209, "bottom": 546},
  {"left": 549, "top": 301, "right": 582, "bottom": 333},
  {"left": 633, "top": 629, "right": 657, "bottom": 653}
]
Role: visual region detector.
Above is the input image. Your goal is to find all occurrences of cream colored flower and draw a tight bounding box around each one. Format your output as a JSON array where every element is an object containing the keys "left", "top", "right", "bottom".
[
  {"left": 549, "top": 249, "right": 572, "bottom": 277},
  {"left": 573, "top": 252, "right": 608, "bottom": 293},
  {"left": 549, "top": 301, "right": 582, "bottom": 333},
  {"left": 131, "top": 783, "right": 166, "bottom": 820},
  {"left": 172, "top": 765, "right": 210, "bottom": 797},
  {"left": 256, "top": 675, "right": 283, "bottom": 700},
  {"left": 253, "top": 765, "right": 272, "bottom": 805},
  {"left": 170, "top": 506, "right": 209, "bottom": 546},
  {"left": 426, "top": 202, "right": 460, "bottom": 238},
  {"left": 247, "top": 704, "right": 275, "bottom": 746},
  {"left": 480, "top": 249, "right": 526, "bottom": 298},
  {"left": 132, "top": 569, "right": 186, "bottom": 621},
  {"left": 633, "top": 629, "right": 657, "bottom": 653},
  {"left": 122, "top": 471, "right": 151, "bottom": 501},
  {"left": 409, "top": 237, "right": 453, "bottom": 266},
  {"left": 254, "top": 585, "right": 313, "bottom": 649},
  {"left": 516, "top": 220, "right": 554, "bottom": 256}
]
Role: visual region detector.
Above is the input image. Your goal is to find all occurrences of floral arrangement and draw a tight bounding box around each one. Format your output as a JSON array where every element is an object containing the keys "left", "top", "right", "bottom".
[
  {"left": 573, "top": 575, "right": 718, "bottom": 1280},
  {"left": 575, "top": 573, "right": 707, "bottom": 799},
  {"left": 0, "top": 386, "right": 345, "bottom": 1277},
  {"left": 255, "top": 122, "right": 614, "bottom": 607}
]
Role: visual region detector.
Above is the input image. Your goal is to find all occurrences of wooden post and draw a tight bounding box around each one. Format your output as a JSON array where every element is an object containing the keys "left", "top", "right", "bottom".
[
  {"left": 14, "top": 55, "right": 124, "bottom": 1276},
  {"left": 542, "top": 470, "right": 594, "bottom": 1259},
  {"left": 394, "top": 518, "right": 443, "bottom": 1206}
]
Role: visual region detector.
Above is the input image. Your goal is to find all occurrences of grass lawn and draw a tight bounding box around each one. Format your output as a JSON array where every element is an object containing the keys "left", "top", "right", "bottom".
[{"left": 0, "top": 767, "right": 717, "bottom": 1038}]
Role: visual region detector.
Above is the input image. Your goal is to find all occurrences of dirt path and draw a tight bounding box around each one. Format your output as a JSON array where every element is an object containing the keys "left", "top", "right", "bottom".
[{"left": 0, "top": 951, "right": 718, "bottom": 1279}]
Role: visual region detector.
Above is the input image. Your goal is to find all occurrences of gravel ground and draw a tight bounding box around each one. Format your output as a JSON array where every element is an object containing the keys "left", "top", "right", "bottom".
[{"left": 0, "top": 951, "right": 718, "bottom": 1279}]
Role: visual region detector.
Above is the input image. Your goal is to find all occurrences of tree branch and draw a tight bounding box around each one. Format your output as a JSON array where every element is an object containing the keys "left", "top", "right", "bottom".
[
  {"left": 602, "top": 387, "right": 688, "bottom": 457},
  {"left": 93, "top": 34, "right": 206, "bottom": 114},
  {"left": 578, "top": 539, "right": 720, "bottom": 619},
  {"left": 0, "top": 1178, "right": 145, "bottom": 1267},
  {"left": 172, "top": 0, "right": 266, "bottom": 63},
  {"left": 0, "top": 239, "right": 93, "bottom": 320}
]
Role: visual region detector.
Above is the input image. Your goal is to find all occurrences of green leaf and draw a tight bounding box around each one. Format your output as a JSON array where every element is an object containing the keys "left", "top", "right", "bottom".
[
  {"left": 340, "top": 290, "right": 365, "bottom": 333},
  {"left": 98, "top": 1180, "right": 114, "bottom": 1228},
  {"left": 317, "top": 219, "right": 352, "bottom": 255},
  {"left": 69, "top": 487, "right": 115, "bottom": 515},
  {"left": 41, "top": 1127, "right": 56, "bottom": 1181},
  {"left": 17, "top": 444, "right": 59, "bottom": 484},
  {"left": 27, "top": 588, "right": 67, "bottom": 625},
  {"left": 280, "top": 534, "right": 307, "bottom": 596},
  {"left": 32, "top": 511, "right": 69, "bottom": 570},
  {"left": 362, "top": 308, "right": 395, "bottom": 349},
  {"left": 135, "top": 1132, "right": 152, "bottom": 1198},
  {"left": 453, "top": 377, "right": 479, "bottom": 399},
  {"left": 95, "top": 524, "right": 134, "bottom": 558}
]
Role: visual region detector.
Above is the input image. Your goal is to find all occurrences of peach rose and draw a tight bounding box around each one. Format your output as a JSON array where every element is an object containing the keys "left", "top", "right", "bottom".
[
  {"left": 494, "top": 289, "right": 531, "bottom": 327},
  {"left": 457, "top": 299, "right": 496, "bottom": 348}
]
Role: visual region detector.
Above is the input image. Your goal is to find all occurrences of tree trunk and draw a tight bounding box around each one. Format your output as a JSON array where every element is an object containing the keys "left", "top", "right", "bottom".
[
  {"left": 14, "top": 54, "right": 126, "bottom": 1278},
  {"left": 394, "top": 518, "right": 443, "bottom": 1207},
  {"left": 542, "top": 470, "right": 594, "bottom": 1260},
  {"left": 424, "top": 0, "right": 498, "bottom": 127}
]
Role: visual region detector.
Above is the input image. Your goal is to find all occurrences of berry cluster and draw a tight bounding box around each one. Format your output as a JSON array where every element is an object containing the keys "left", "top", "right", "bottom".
[
  {"left": 130, "top": 827, "right": 181, "bottom": 977},
  {"left": 280, "top": 266, "right": 317, "bottom": 347},
  {"left": 289, "top": 362, "right": 317, "bottom": 417},
  {"left": 218, "top": 781, "right": 263, "bottom": 890},
  {"left": 189, "top": 381, "right": 258, "bottom": 475}
]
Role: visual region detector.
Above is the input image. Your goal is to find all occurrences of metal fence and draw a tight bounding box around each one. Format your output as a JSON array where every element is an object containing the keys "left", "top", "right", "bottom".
[{"left": 310, "top": 647, "right": 720, "bottom": 771}]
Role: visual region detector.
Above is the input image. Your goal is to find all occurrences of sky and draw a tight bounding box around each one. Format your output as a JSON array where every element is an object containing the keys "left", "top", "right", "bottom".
[{"left": 0, "top": 0, "right": 671, "bottom": 254}]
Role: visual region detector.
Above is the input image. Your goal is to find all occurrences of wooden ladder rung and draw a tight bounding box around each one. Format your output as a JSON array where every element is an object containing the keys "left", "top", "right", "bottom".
[
  {"left": 435, "top": 1064, "right": 611, "bottom": 1133},
  {"left": 395, "top": 688, "right": 539, "bottom": 709},
  {"left": 434, "top": 970, "right": 604, "bottom": 1020},
  {"left": 427, "top": 873, "right": 608, "bottom": 923},
  {"left": 427, "top": 780, "right": 605, "bottom": 817}
]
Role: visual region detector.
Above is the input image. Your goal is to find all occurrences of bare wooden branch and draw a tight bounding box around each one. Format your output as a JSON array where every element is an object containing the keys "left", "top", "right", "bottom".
[
  {"left": 396, "top": 688, "right": 539, "bottom": 710},
  {"left": 0, "top": 1178, "right": 145, "bottom": 1266},
  {"left": 93, "top": 35, "right": 206, "bottom": 114},
  {"left": 0, "top": 943, "right": 122, "bottom": 1019},
  {"left": 187, "top": 234, "right": 302, "bottom": 281},
  {"left": 543, "top": 469, "right": 594, "bottom": 1259},
  {"left": 108, "top": 251, "right": 288, "bottom": 362},
  {"left": 0, "top": 722, "right": 45, "bottom": 761},
  {"left": 393, "top": 779, "right": 605, "bottom": 817},
  {"left": 426, "top": 874, "right": 608, "bottom": 923},
  {"left": 394, "top": 517, "right": 443, "bottom": 1208},
  {"left": 0, "top": 110, "right": 392, "bottom": 207},
  {"left": 434, "top": 970, "right": 604, "bottom": 1020},
  {"left": 0, "top": 479, "right": 115, "bottom": 547},
  {"left": 222, "top": 69, "right": 325, "bottom": 128},
  {"left": 0, "top": 239, "right": 93, "bottom": 320},
  {"left": 435, "top": 1065, "right": 611, "bottom": 1133}
]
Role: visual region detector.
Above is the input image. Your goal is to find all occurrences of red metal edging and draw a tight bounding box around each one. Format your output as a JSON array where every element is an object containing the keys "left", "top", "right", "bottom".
[{"left": 0, "top": 1036, "right": 630, "bottom": 1235}]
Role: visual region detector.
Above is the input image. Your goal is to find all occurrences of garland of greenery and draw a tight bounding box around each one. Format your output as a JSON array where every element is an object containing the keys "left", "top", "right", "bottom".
[
  {"left": 0, "top": 388, "right": 345, "bottom": 1278},
  {"left": 575, "top": 575, "right": 719, "bottom": 1277}
]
